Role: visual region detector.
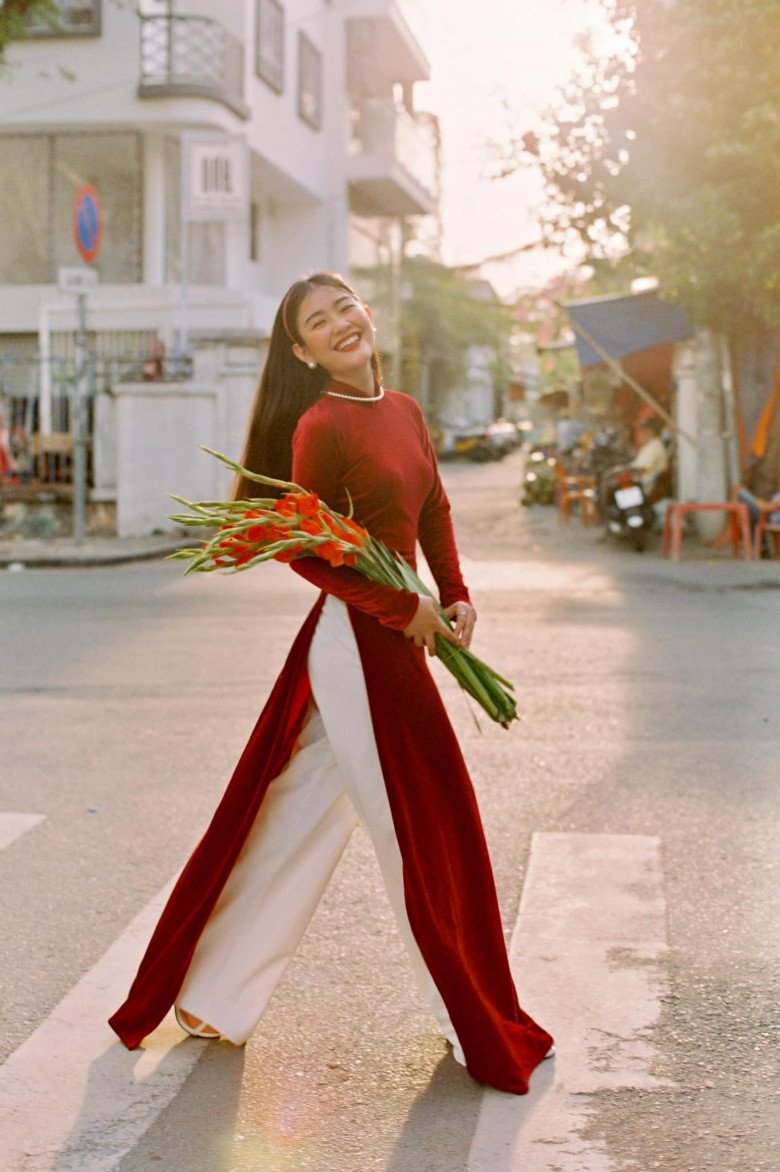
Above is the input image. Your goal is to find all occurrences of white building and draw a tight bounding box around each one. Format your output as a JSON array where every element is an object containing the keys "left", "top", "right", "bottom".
[{"left": 0, "top": 0, "right": 438, "bottom": 534}]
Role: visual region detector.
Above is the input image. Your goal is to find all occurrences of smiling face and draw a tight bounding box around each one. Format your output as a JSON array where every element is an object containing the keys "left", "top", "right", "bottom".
[{"left": 291, "top": 284, "right": 375, "bottom": 387}]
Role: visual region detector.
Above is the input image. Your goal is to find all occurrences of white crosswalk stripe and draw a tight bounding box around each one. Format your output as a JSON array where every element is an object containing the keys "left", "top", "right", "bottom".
[
  {"left": 467, "top": 832, "right": 671, "bottom": 1171},
  {"left": 0, "top": 877, "right": 197, "bottom": 1172},
  {"left": 0, "top": 813, "right": 46, "bottom": 853}
]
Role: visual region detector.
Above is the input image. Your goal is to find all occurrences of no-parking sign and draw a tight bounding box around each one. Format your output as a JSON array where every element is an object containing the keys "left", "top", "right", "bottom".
[{"left": 73, "top": 184, "right": 103, "bottom": 263}]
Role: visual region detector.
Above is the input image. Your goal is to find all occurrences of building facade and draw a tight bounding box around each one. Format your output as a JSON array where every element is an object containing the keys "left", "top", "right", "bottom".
[{"left": 0, "top": 0, "right": 439, "bottom": 534}]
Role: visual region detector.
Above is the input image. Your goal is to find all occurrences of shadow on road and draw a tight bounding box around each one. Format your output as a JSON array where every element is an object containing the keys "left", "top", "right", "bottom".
[
  {"left": 385, "top": 1052, "right": 483, "bottom": 1172},
  {"left": 113, "top": 1041, "right": 246, "bottom": 1172}
]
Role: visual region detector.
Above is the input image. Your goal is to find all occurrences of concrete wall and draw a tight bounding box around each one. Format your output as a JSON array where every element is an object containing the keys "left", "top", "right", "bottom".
[
  {"left": 114, "top": 336, "right": 263, "bottom": 537},
  {"left": 115, "top": 381, "right": 218, "bottom": 538}
]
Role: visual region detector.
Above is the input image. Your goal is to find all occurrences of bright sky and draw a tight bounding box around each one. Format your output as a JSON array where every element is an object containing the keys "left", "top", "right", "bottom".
[{"left": 416, "top": 0, "right": 610, "bottom": 294}]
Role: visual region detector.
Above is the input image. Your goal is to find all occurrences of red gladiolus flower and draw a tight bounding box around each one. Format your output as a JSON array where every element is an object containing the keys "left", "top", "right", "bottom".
[
  {"left": 300, "top": 518, "right": 325, "bottom": 536},
  {"left": 274, "top": 542, "right": 305, "bottom": 564},
  {"left": 326, "top": 514, "right": 368, "bottom": 546},
  {"left": 318, "top": 541, "right": 350, "bottom": 567},
  {"left": 342, "top": 517, "right": 368, "bottom": 541},
  {"left": 245, "top": 524, "right": 269, "bottom": 542},
  {"left": 274, "top": 495, "right": 300, "bottom": 518},
  {"left": 296, "top": 492, "right": 320, "bottom": 518}
]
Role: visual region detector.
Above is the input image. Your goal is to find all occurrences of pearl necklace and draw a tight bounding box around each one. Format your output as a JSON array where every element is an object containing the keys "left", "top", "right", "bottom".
[{"left": 325, "top": 385, "right": 385, "bottom": 403}]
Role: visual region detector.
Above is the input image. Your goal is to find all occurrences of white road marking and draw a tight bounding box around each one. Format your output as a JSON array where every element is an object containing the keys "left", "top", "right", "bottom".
[
  {"left": 0, "top": 813, "right": 45, "bottom": 853},
  {"left": 467, "top": 832, "right": 671, "bottom": 1172},
  {"left": 0, "top": 877, "right": 204, "bottom": 1172}
]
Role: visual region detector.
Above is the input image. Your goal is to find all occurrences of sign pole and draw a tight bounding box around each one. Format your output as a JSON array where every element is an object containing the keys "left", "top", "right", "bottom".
[
  {"left": 179, "top": 135, "right": 190, "bottom": 363},
  {"left": 72, "top": 291, "right": 88, "bottom": 544},
  {"left": 69, "top": 183, "right": 103, "bottom": 545}
]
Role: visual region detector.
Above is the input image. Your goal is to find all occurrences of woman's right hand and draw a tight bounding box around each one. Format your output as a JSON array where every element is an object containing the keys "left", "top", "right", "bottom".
[{"left": 403, "top": 594, "right": 459, "bottom": 657}]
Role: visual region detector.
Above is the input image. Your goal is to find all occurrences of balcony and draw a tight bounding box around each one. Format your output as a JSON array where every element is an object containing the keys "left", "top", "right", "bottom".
[
  {"left": 348, "top": 99, "right": 438, "bottom": 217},
  {"left": 345, "top": 0, "right": 430, "bottom": 93},
  {"left": 138, "top": 15, "right": 249, "bottom": 120}
]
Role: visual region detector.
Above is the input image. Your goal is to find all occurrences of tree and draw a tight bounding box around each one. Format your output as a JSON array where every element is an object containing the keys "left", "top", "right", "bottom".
[
  {"left": 0, "top": 1, "right": 57, "bottom": 60},
  {"left": 404, "top": 258, "right": 512, "bottom": 389},
  {"left": 504, "top": 0, "right": 780, "bottom": 349}
]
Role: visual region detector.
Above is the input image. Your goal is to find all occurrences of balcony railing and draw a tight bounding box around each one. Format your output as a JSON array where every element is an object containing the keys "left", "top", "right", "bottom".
[
  {"left": 138, "top": 15, "right": 248, "bottom": 119},
  {"left": 350, "top": 98, "right": 438, "bottom": 207}
]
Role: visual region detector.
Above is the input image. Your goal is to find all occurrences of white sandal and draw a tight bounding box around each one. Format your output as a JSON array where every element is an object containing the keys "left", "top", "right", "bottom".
[{"left": 174, "top": 1006, "right": 221, "bottom": 1040}]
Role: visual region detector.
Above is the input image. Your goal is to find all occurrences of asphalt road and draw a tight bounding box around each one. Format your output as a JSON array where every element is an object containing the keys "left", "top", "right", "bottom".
[{"left": 1, "top": 451, "right": 778, "bottom": 1171}]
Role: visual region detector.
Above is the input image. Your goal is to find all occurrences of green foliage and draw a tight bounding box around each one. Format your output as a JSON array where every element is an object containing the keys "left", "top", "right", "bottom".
[
  {"left": 402, "top": 257, "right": 511, "bottom": 367},
  {"left": 0, "top": 1, "right": 59, "bottom": 58},
  {"left": 528, "top": 0, "right": 780, "bottom": 336}
]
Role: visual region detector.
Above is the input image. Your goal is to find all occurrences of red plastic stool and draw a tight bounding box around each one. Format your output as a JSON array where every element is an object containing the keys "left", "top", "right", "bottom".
[{"left": 662, "top": 502, "right": 752, "bottom": 561}]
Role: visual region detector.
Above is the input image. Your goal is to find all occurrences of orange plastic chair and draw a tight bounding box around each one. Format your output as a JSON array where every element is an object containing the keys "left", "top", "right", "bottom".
[{"left": 553, "top": 460, "right": 598, "bottom": 525}]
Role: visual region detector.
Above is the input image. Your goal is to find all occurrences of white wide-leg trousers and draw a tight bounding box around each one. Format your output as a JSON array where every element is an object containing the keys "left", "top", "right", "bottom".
[{"left": 176, "top": 595, "right": 463, "bottom": 1059}]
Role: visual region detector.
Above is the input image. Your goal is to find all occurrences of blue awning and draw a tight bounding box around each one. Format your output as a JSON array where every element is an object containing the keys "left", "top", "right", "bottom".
[{"left": 565, "top": 291, "right": 693, "bottom": 368}]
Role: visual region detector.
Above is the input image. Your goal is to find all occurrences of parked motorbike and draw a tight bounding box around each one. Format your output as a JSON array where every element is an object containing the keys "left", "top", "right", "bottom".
[
  {"left": 587, "top": 429, "right": 634, "bottom": 495},
  {"left": 521, "top": 449, "right": 557, "bottom": 505},
  {"left": 601, "top": 465, "right": 655, "bottom": 551}
]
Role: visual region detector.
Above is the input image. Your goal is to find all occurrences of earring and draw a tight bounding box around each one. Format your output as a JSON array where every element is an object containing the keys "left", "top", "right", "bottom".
[{"left": 307, "top": 361, "right": 317, "bottom": 370}]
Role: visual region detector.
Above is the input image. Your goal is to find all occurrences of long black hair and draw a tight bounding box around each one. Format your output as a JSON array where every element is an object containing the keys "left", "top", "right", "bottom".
[{"left": 232, "top": 272, "right": 382, "bottom": 499}]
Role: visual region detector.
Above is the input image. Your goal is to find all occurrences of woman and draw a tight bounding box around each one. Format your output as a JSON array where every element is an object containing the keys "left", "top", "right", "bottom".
[{"left": 109, "top": 273, "right": 553, "bottom": 1094}]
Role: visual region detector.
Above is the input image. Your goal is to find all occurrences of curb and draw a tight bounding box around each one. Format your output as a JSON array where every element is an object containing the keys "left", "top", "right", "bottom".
[{"left": 0, "top": 540, "right": 188, "bottom": 569}]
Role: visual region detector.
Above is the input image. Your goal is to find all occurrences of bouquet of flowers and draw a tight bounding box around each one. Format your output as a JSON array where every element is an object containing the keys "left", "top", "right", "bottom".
[{"left": 168, "top": 447, "right": 518, "bottom": 729}]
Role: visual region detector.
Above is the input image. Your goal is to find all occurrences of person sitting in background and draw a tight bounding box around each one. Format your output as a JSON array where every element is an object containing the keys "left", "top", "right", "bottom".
[
  {"left": 631, "top": 417, "right": 669, "bottom": 495},
  {"left": 736, "top": 486, "right": 780, "bottom": 526},
  {"left": 0, "top": 413, "right": 17, "bottom": 482}
]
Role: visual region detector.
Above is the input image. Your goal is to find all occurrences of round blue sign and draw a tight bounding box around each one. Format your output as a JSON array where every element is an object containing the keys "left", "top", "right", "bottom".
[{"left": 73, "top": 184, "right": 103, "bottom": 263}]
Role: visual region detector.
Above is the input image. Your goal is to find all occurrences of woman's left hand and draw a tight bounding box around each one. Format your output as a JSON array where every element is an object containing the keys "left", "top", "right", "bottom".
[{"left": 444, "top": 600, "right": 477, "bottom": 649}]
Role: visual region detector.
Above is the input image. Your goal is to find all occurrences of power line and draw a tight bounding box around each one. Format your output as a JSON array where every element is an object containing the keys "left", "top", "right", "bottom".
[{"left": 454, "top": 239, "right": 545, "bottom": 270}]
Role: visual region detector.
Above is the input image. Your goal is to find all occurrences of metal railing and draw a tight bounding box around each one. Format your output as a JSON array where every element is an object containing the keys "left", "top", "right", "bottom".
[
  {"left": 138, "top": 15, "right": 247, "bottom": 118},
  {"left": 0, "top": 349, "right": 193, "bottom": 488}
]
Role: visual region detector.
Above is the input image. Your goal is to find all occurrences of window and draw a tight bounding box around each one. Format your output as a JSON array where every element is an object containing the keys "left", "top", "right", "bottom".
[
  {"left": 297, "top": 31, "right": 322, "bottom": 130},
  {"left": 256, "top": 0, "right": 284, "bottom": 93},
  {"left": 163, "top": 138, "right": 226, "bottom": 287},
  {"left": 52, "top": 133, "right": 142, "bottom": 282},
  {"left": 0, "top": 132, "right": 142, "bottom": 284},
  {"left": 0, "top": 137, "right": 50, "bottom": 283},
  {"left": 26, "top": 1, "right": 101, "bottom": 37}
]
